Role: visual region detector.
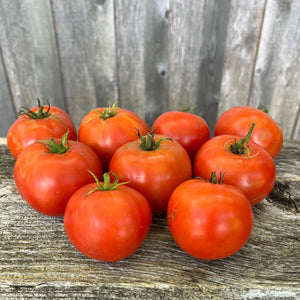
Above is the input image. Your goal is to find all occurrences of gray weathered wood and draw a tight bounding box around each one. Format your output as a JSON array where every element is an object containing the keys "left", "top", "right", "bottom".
[
  {"left": 0, "top": 138, "right": 299, "bottom": 299},
  {"left": 51, "top": 0, "right": 118, "bottom": 127},
  {"left": 168, "top": 0, "right": 206, "bottom": 111},
  {"left": 248, "top": 0, "right": 300, "bottom": 139},
  {"left": 0, "top": 50, "right": 15, "bottom": 137},
  {"left": 0, "top": 1, "right": 299, "bottom": 139},
  {"left": 0, "top": 0, "right": 65, "bottom": 111},
  {"left": 168, "top": 0, "right": 231, "bottom": 134},
  {"left": 196, "top": 0, "right": 231, "bottom": 133},
  {"left": 218, "top": 0, "right": 266, "bottom": 115},
  {"left": 115, "top": 0, "right": 169, "bottom": 125}
]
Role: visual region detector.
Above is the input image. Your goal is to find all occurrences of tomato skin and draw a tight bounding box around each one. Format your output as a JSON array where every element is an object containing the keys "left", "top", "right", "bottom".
[
  {"left": 193, "top": 135, "right": 276, "bottom": 205},
  {"left": 214, "top": 106, "right": 283, "bottom": 158},
  {"left": 64, "top": 183, "right": 152, "bottom": 262},
  {"left": 7, "top": 105, "right": 76, "bottom": 159},
  {"left": 152, "top": 111, "right": 210, "bottom": 161},
  {"left": 14, "top": 140, "right": 102, "bottom": 216},
  {"left": 78, "top": 107, "right": 150, "bottom": 171},
  {"left": 167, "top": 179, "right": 253, "bottom": 260},
  {"left": 109, "top": 135, "right": 192, "bottom": 213}
]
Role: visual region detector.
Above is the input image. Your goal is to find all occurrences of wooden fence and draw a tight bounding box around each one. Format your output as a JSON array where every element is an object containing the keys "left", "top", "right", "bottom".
[{"left": 0, "top": 0, "right": 299, "bottom": 139}]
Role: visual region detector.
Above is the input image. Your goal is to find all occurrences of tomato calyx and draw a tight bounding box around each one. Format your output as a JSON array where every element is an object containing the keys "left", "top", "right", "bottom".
[
  {"left": 177, "top": 101, "right": 197, "bottom": 113},
  {"left": 39, "top": 130, "right": 70, "bottom": 154},
  {"left": 95, "top": 101, "right": 119, "bottom": 120},
  {"left": 137, "top": 130, "right": 173, "bottom": 151},
  {"left": 229, "top": 123, "right": 255, "bottom": 159},
  {"left": 85, "top": 171, "right": 130, "bottom": 196},
  {"left": 257, "top": 105, "right": 269, "bottom": 113},
  {"left": 209, "top": 171, "right": 224, "bottom": 184},
  {"left": 18, "top": 98, "right": 51, "bottom": 119}
]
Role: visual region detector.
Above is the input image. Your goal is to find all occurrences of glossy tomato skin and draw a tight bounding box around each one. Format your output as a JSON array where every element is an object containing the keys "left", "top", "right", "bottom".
[
  {"left": 152, "top": 111, "right": 210, "bottom": 161},
  {"left": 7, "top": 105, "right": 76, "bottom": 159},
  {"left": 109, "top": 135, "right": 192, "bottom": 213},
  {"left": 64, "top": 183, "right": 152, "bottom": 262},
  {"left": 193, "top": 135, "right": 276, "bottom": 205},
  {"left": 167, "top": 179, "right": 253, "bottom": 260},
  {"left": 14, "top": 140, "right": 102, "bottom": 216},
  {"left": 214, "top": 106, "right": 283, "bottom": 158},
  {"left": 78, "top": 107, "right": 150, "bottom": 171}
]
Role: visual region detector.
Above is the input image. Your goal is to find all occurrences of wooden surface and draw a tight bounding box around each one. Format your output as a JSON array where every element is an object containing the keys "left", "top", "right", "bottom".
[
  {"left": 0, "top": 138, "right": 299, "bottom": 299},
  {"left": 0, "top": 0, "right": 299, "bottom": 139}
]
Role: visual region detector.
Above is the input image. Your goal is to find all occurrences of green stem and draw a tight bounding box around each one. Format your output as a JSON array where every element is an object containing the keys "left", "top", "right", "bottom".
[
  {"left": 257, "top": 105, "right": 269, "bottom": 113},
  {"left": 94, "top": 101, "right": 119, "bottom": 120},
  {"left": 137, "top": 129, "right": 173, "bottom": 151},
  {"left": 38, "top": 130, "right": 70, "bottom": 154},
  {"left": 176, "top": 101, "right": 197, "bottom": 113},
  {"left": 18, "top": 98, "right": 51, "bottom": 119},
  {"left": 85, "top": 171, "right": 130, "bottom": 197},
  {"left": 229, "top": 123, "right": 255, "bottom": 159},
  {"left": 209, "top": 171, "right": 224, "bottom": 184}
]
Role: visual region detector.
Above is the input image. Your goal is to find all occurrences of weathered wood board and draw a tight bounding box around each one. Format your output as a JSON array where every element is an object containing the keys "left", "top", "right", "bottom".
[
  {"left": 0, "top": 138, "right": 299, "bottom": 299},
  {"left": 0, "top": 0, "right": 299, "bottom": 139}
]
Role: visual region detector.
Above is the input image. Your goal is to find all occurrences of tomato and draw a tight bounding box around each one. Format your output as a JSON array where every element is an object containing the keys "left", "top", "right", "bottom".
[
  {"left": 109, "top": 132, "right": 192, "bottom": 213},
  {"left": 64, "top": 172, "right": 152, "bottom": 262},
  {"left": 151, "top": 111, "right": 210, "bottom": 161},
  {"left": 7, "top": 99, "right": 76, "bottom": 159},
  {"left": 193, "top": 124, "right": 276, "bottom": 205},
  {"left": 214, "top": 106, "right": 283, "bottom": 158},
  {"left": 78, "top": 102, "right": 150, "bottom": 171},
  {"left": 167, "top": 176, "right": 253, "bottom": 260},
  {"left": 14, "top": 132, "right": 102, "bottom": 216}
]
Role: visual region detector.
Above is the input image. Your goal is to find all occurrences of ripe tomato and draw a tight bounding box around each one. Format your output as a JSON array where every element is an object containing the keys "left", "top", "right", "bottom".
[
  {"left": 214, "top": 106, "right": 283, "bottom": 158},
  {"left": 78, "top": 102, "right": 150, "bottom": 171},
  {"left": 14, "top": 132, "right": 102, "bottom": 216},
  {"left": 64, "top": 172, "right": 152, "bottom": 262},
  {"left": 193, "top": 124, "right": 276, "bottom": 205},
  {"left": 167, "top": 177, "right": 253, "bottom": 260},
  {"left": 7, "top": 99, "right": 76, "bottom": 159},
  {"left": 151, "top": 111, "right": 210, "bottom": 161},
  {"left": 109, "top": 132, "right": 192, "bottom": 213}
]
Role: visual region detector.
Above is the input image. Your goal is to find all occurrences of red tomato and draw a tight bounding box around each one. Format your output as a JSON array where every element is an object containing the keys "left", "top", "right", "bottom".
[
  {"left": 193, "top": 128, "right": 276, "bottom": 205},
  {"left": 214, "top": 106, "right": 283, "bottom": 158},
  {"left": 109, "top": 132, "right": 192, "bottom": 213},
  {"left": 64, "top": 173, "right": 152, "bottom": 262},
  {"left": 14, "top": 133, "right": 102, "bottom": 216},
  {"left": 152, "top": 111, "right": 210, "bottom": 161},
  {"left": 78, "top": 103, "right": 150, "bottom": 171},
  {"left": 7, "top": 99, "right": 76, "bottom": 159},
  {"left": 167, "top": 178, "right": 253, "bottom": 260}
]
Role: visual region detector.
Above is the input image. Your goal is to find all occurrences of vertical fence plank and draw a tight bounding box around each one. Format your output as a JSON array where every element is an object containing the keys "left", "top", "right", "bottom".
[
  {"left": 218, "top": 0, "right": 266, "bottom": 116},
  {"left": 196, "top": 0, "right": 231, "bottom": 133},
  {"left": 0, "top": 0, "right": 64, "bottom": 111},
  {"left": 51, "top": 0, "right": 118, "bottom": 127},
  {"left": 0, "top": 49, "right": 15, "bottom": 136},
  {"left": 115, "top": 0, "right": 169, "bottom": 125},
  {"left": 248, "top": 0, "right": 300, "bottom": 139},
  {"left": 168, "top": 0, "right": 232, "bottom": 133},
  {"left": 168, "top": 0, "right": 206, "bottom": 111}
]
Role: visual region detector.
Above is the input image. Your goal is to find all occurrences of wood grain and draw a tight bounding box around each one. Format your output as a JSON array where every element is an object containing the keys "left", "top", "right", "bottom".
[
  {"left": 218, "top": 0, "right": 266, "bottom": 115},
  {"left": 168, "top": 0, "right": 206, "bottom": 112},
  {"left": 248, "top": 0, "right": 300, "bottom": 139},
  {"left": 0, "top": 49, "right": 15, "bottom": 137},
  {"left": 115, "top": 0, "right": 169, "bottom": 126},
  {"left": 0, "top": 0, "right": 65, "bottom": 111},
  {"left": 0, "top": 1, "right": 299, "bottom": 139},
  {"left": 51, "top": 0, "right": 118, "bottom": 127},
  {"left": 0, "top": 139, "right": 299, "bottom": 299},
  {"left": 196, "top": 0, "right": 231, "bottom": 133}
]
